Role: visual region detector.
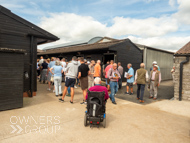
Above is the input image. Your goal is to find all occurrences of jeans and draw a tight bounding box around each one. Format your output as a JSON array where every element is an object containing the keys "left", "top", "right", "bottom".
[
  {"left": 54, "top": 76, "right": 62, "bottom": 95},
  {"left": 118, "top": 78, "right": 122, "bottom": 89},
  {"left": 137, "top": 84, "right": 145, "bottom": 100},
  {"left": 109, "top": 81, "right": 118, "bottom": 102},
  {"left": 67, "top": 86, "right": 71, "bottom": 94}
]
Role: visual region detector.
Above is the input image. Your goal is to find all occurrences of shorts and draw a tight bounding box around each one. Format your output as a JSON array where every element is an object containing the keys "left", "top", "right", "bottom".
[
  {"left": 65, "top": 77, "right": 76, "bottom": 88},
  {"left": 47, "top": 74, "right": 51, "bottom": 82},
  {"left": 127, "top": 82, "right": 133, "bottom": 88},
  {"left": 80, "top": 76, "right": 88, "bottom": 90},
  {"left": 106, "top": 78, "right": 110, "bottom": 85}
]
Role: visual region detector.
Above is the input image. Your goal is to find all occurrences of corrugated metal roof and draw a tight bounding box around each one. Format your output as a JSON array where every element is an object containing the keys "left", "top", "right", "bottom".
[
  {"left": 43, "top": 39, "right": 88, "bottom": 50},
  {"left": 42, "top": 36, "right": 106, "bottom": 50},
  {"left": 38, "top": 39, "right": 126, "bottom": 55},
  {"left": 135, "top": 43, "right": 174, "bottom": 54},
  {"left": 175, "top": 41, "right": 190, "bottom": 55}
]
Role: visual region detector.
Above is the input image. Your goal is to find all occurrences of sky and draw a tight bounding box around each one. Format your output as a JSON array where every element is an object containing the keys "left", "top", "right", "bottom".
[{"left": 1, "top": 0, "right": 190, "bottom": 52}]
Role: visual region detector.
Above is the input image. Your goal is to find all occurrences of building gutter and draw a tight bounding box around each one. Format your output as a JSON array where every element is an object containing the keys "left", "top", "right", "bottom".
[{"left": 179, "top": 56, "right": 189, "bottom": 101}]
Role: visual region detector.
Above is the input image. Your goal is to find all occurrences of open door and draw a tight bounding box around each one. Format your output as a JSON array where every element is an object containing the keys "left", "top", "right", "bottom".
[{"left": 103, "top": 53, "right": 115, "bottom": 64}]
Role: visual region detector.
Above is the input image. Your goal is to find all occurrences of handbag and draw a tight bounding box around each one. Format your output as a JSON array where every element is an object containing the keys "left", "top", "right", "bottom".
[{"left": 50, "top": 76, "right": 54, "bottom": 82}]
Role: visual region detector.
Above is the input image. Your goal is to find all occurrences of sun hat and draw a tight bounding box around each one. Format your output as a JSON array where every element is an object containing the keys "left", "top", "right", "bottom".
[{"left": 152, "top": 61, "right": 157, "bottom": 64}]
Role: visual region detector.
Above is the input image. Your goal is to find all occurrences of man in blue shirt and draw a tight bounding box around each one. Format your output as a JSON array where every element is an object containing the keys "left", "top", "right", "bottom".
[{"left": 125, "top": 63, "right": 134, "bottom": 95}]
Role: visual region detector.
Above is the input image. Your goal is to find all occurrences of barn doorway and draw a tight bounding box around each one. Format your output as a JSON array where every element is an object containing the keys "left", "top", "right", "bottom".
[{"left": 103, "top": 53, "right": 115, "bottom": 64}]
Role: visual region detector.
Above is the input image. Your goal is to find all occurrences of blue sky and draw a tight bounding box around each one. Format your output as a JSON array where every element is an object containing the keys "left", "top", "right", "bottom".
[{"left": 1, "top": 0, "right": 190, "bottom": 51}]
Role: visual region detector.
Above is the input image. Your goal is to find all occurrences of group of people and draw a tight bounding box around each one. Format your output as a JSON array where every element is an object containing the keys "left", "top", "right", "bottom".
[
  {"left": 123, "top": 61, "right": 161, "bottom": 103},
  {"left": 37, "top": 55, "right": 163, "bottom": 104}
]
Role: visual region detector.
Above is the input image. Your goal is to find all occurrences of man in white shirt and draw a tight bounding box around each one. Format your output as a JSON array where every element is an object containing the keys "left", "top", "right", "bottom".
[{"left": 148, "top": 65, "right": 161, "bottom": 100}]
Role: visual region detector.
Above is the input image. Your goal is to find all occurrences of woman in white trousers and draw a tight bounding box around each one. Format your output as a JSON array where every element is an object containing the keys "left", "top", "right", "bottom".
[{"left": 50, "top": 60, "right": 63, "bottom": 97}]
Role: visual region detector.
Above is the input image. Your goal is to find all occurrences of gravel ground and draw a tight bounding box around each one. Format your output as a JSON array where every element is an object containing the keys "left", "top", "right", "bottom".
[{"left": 0, "top": 80, "right": 189, "bottom": 143}]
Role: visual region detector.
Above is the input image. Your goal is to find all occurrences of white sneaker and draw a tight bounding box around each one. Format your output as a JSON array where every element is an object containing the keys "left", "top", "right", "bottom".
[
  {"left": 47, "top": 88, "right": 51, "bottom": 91},
  {"left": 74, "top": 86, "right": 78, "bottom": 88},
  {"left": 53, "top": 90, "right": 55, "bottom": 93}
]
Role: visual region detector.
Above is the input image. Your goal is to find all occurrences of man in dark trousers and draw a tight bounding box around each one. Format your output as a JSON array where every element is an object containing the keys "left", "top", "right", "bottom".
[
  {"left": 78, "top": 57, "right": 90, "bottom": 104},
  {"left": 135, "top": 63, "right": 149, "bottom": 103}
]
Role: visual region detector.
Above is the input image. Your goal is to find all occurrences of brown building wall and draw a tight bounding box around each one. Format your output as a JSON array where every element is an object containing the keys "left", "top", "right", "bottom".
[{"left": 174, "top": 57, "right": 190, "bottom": 101}]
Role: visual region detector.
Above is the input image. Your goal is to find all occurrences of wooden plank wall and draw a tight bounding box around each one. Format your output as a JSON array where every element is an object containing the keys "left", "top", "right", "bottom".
[
  {"left": 0, "top": 12, "right": 38, "bottom": 93},
  {"left": 0, "top": 52, "right": 24, "bottom": 110},
  {"left": 110, "top": 41, "right": 143, "bottom": 81}
]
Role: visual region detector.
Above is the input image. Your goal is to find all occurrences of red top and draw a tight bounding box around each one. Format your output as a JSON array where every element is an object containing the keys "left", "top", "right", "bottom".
[
  {"left": 86, "top": 85, "right": 109, "bottom": 100},
  {"left": 105, "top": 64, "right": 112, "bottom": 78}
]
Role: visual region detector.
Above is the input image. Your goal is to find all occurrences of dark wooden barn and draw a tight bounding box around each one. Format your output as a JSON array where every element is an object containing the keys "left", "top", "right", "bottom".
[
  {"left": 38, "top": 37, "right": 143, "bottom": 81},
  {"left": 0, "top": 5, "right": 59, "bottom": 110},
  {"left": 0, "top": 48, "right": 25, "bottom": 110}
]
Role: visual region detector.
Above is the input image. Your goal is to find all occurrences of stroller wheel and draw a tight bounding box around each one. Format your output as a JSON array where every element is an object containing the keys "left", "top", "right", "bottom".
[
  {"left": 103, "top": 116, "right": 106, "bottom": 128},
  {"left": 84, "top": 113, "right": 87, "bottom": 127}
]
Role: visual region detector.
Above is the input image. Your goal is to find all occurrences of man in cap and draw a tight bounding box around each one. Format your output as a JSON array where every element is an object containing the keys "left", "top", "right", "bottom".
[
  {"left": 150, "top": 61, "right": 160, "bottom": 71},
  {"left": 148, "top": 65, "right": 161, "bottom": 100}
]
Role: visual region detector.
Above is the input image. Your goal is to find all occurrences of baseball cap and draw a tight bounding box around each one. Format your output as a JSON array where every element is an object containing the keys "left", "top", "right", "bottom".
[{"left": 154, "top": 65, "right": 158, "bottom": 68}]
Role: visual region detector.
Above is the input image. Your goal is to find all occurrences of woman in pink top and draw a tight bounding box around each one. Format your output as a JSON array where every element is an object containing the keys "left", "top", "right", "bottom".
[{"left": 104, "top": 60, "right": 114, "bottom": 90}]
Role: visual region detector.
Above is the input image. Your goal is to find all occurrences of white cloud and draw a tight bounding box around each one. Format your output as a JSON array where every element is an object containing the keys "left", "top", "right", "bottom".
[
  {"left": 37, "top": 0, "right": 190, "bottom": 52},
  {"left": 39, "top": 12, "right": 179, "bottom": 45},
  {"left": 169, "top": 0, "right": 176, "bottom": 7},
  {"left": 128, "top": 36, "right": 190, "bottom": 52},
  {"left": 173, "top": 0, "right": 190, "bottom": 25},
  {"left": 144, "top": 0, "right": 159, "bottom": 3},
  {"left": 39, "top": 12, "right": 107, "bottom": 44},
  {"left": 107, "top": 16, "right": 178, "bottom": 37}
]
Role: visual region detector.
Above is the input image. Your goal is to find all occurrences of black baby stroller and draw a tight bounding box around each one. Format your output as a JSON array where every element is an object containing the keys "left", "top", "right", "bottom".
[{"left": 84, "top": 90, "right": 106, "bottom": 128}]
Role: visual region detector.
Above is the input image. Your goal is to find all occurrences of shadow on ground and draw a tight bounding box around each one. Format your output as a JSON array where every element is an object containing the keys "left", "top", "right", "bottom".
[{"left": 116, "top": 80, "right": 174, "bottom": 105}]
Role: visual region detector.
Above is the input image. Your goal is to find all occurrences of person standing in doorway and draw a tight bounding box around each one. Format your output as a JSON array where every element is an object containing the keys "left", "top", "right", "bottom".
[
  {"left": 88, "top": 60, "right": 95, "bottom": 88},
  {"left": 125, "top": 63, "right": 134, "bottom": 95},
  {"left": 105, "top": 61, "right": 110, "bottom": 69},
  {"left": 135, "top": 63, "right": 149, "bottom": 103},
  {"left": 118, "top": 62, "right": 123, "bottom": 89},
  {"left": 108, "top": 63, "right": 121, "bottom": 104},
  {"left": 94, "top": 60, "right": 101, "bottom": 78},
  {"left": 59, "top": 56, "right": 78, "bottom": 103},
  {"left": 148, "top": 65, "right": 161, "bottom": 100},
  {"left": 78, "top": 57, "right": 90, "bottom": 104},
  {"left": 103, "top": 61, "right": 110, "bottom": 76}
]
